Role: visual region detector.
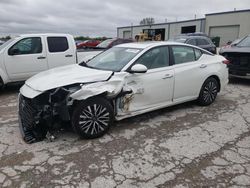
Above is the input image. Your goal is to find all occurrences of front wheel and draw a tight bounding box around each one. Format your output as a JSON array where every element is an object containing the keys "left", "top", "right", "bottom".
[
  {"left": 72, "top": 97, "right": 114, "bottom": 139},
  {"left": 197, "top": 77, "right": 219, "bottom": 106}
]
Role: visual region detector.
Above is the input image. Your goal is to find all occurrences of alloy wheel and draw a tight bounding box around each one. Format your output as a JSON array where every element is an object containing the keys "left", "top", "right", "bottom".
[
  {"left": 79, "top": 104, "right": 110, "bottom": 135},
  {"left": 203, "top": 81, "right": 218, "bottom": 103}
]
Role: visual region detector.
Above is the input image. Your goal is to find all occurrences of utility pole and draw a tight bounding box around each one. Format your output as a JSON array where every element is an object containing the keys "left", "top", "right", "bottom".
[{"left": 131, "top": 23, "right": 133, "bottom": 39}]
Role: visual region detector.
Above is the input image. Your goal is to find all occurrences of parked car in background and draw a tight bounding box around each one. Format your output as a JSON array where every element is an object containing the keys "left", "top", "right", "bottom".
[
  {"left": 96, "top": 38, "right": 133, "bottom": 49},
  {"left": 219, "top": 38, "right": 243, "bottom": 54},
  {"left": 0, "top": 33, "right": 101, "bottom": 89},
  {"left": 219, "top": 35, "right": 250, "bottom": 79},
  {"left": 170, "top": 35, "right": 216, "bottom": 54},
  {"left": 76, "top": 40, "right": 100, "bottom": 49},
  {"left": 0, "top": 40, "right": 5, "bottom": 46},
  {"left": 19, "top": 42, "right": 228, "bottom": 143},
  {"left": 75, "top": 40, "right": 84, "bottom": 46}
]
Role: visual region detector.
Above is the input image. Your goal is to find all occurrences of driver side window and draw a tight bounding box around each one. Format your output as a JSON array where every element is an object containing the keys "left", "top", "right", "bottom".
[
  {"left": 135, "top": 46, "right": 169, "bottom": 69},
  {"left": 8, "top": 37, "right": 42, "bottom": 55}
]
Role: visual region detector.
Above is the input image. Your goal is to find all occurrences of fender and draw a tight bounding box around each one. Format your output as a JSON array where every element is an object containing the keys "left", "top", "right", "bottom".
[{"left": 70, "top": 72, "right": 130, "bottom": 101}]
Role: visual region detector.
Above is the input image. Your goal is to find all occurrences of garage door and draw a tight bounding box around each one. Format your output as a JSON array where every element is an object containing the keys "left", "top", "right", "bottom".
[
  {"left": 209, "top": 25, "right": 240, "bottom": 46},
  {"left": 123, "top": 31, "right": 131, "bottom": 39}
]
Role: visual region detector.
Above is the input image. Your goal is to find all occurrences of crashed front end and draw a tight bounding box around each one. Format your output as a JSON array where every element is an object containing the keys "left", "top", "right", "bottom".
[
  {"left": 18, "top": 71, "right": 131, "bottom": 143},
  {"left": 18, "top": 85, "right": 79, "bottom": 143}
]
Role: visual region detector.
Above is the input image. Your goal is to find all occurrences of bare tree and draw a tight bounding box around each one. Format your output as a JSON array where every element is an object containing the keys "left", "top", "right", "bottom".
[{"left": 140, "top": 18, "right": 155, "bottom": 25}]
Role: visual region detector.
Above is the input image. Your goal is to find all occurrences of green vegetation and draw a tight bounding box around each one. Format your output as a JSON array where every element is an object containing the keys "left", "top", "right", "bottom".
[{"left": 0, "top": 36, "right": 11, "bottom": 41}]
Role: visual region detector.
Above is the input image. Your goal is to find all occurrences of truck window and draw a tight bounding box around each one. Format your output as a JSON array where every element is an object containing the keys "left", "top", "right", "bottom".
[
  {"left": 8, "top": 37, "right": 42, "bottom": 55},
  {"left": 47, "top": 37, "right": 69, "bottom": 53}
]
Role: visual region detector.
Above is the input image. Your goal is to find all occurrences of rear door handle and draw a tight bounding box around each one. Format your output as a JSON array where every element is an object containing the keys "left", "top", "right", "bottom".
[
  {"left": 200, "top": 64, "right": 207, "bottom": 68},
  {"left": 162, "top": 74, "right": 173, "bottom": 79},
  {"left": 37, "top": 56, "right": 46, "bottom": 59},
  {"left": 65, "top": 54, "right": 73, "bottom": 57}
]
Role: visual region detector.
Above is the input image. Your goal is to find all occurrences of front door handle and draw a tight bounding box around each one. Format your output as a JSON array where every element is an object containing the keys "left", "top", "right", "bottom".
[
  {"left": 200, "top": 64, "right": 207, "bottom": 68},
  {"left": 162, "top": 74, "right": 173, "bottom": 79},
  {"left": 37, "top": 56, "right": 46, "bottom": 59},
  {"left": 65, "top": 54, "right": 73, "bottom": 57}
]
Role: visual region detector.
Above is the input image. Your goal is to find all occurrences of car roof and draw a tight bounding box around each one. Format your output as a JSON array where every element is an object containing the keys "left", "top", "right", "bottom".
[
  {"left": 19, "top": 33, "right": 72, "bottom": 38},
  {"left": 116, "top": 41, "right": 195, "bottom": 49},
  {"left": 176, "top": 35, "right": 210, "bottom": 39}
]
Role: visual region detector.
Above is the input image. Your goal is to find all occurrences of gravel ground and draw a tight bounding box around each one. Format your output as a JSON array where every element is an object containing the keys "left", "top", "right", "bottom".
[{"left": 0, "top": 78, "right": 249, "bottom": 188}]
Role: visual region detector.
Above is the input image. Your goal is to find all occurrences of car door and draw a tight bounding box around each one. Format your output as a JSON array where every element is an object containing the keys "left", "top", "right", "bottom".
[
  {"left": 171, "top": 45, "right": 208, "bottom": 102},
  {"left": 4, "top": 37, "right": 48, "bottom": 81},
  {"left": 46, "top": 36, "right": 76, "bottom": 68},
  {"left": 125, "top": 46, "right": 174, "bottom": 112}
]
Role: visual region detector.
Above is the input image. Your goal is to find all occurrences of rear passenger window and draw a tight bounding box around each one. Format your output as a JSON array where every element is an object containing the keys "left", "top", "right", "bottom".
[
  {"left": 172, "top": 46, "right": 195, "bottom": 64},
  {"left": 47, "top": 37, "right": 69, "bottom": 52},
  {"left": 194, "top": 49, "right": 202, "bottom": 60}
]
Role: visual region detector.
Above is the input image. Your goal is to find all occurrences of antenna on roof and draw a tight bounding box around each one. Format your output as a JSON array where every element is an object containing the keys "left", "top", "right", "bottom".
[
  {"left": 194, "top": 14, "right": 197, "bottom": 19},
  {"left": 234, "top": 8, "right": 236, "bottom": 11}
]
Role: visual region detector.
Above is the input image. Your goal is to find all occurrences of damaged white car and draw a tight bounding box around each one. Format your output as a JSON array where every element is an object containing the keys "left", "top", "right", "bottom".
[{"left": 18, "top": 42, "right": 228, "bottom": 143}]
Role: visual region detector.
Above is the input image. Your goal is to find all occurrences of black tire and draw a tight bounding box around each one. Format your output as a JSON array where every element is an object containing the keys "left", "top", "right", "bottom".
[
  {"left": 0, "top": 77, "right": 4, "bottom": 91},
  {"left": 72, "top": 97, "right": 114, "bottom": 139},
  {"left": 197, "top": 77, "right": 219, "bottom": 106}
]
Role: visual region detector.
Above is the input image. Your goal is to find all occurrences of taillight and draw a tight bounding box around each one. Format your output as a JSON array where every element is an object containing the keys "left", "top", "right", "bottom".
[{"left": 222, "top": 59, "right": 230, "bottom": 65}]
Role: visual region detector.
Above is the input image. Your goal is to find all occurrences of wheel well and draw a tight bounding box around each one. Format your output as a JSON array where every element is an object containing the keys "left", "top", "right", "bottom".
[
  {"left": 71, "top": 93, "right": 115, "bottom": 111},
  {"left": 207, "top": 75, "right": 221, "bottom": 92}
]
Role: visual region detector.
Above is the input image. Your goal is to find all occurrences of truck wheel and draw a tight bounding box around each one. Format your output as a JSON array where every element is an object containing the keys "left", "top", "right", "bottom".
[
  {"left": 197, "top": 77, "right": 219, "bottom": 106},
  {"left": 72, "top": 97, "right": 114, "bottom": 139},
  {"left": 0, "top": 77, "right": 4, "bottom": 91}
]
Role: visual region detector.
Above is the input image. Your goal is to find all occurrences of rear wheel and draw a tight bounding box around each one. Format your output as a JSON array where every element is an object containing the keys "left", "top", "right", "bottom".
[
  {"left": 72, "top": 97, "right": 114, "bottom": 139},
  {"left": 198, "top": 77, "right": 219, "bottom": 106}
]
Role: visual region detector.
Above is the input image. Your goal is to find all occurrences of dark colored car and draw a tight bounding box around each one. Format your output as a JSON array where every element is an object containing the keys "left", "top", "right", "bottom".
[
  {"left": 170, "top": 35, "right": 216, "bottom": 54},
  {"left": 220, "top": 35, "right": 250, "bottom": 79},
  {"left": 219, "top": 38, "right": 243, "bottom": 54},
  {"left": 0, "top": 40, "right": 4, "bottom": 46},
  {"left": 77, "top": 40, "right": 100, "bottom": 49},
  {"left": 96, "top": 38, "right": 133, "bottom": 49}
]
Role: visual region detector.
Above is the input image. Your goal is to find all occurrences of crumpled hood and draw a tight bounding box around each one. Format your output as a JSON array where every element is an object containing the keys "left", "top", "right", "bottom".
[{"left": 25, "top": 64, "right": 113, "bottom": 92}]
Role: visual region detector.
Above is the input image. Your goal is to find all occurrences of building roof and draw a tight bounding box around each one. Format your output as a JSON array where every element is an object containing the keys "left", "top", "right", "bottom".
[
  {"left": 206, "top": 9, "right": 250, "bottom": 16},
  {"left": 117, "top": 18, "right": 205, "bottom": 29},
  {"left": 117, "top": 9, "right": 250, "bottom": 30}
]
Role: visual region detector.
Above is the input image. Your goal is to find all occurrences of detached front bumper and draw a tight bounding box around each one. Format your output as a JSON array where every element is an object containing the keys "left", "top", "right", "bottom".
[{"left": 18, "top": 94, "right": 47, "bottom": 143}]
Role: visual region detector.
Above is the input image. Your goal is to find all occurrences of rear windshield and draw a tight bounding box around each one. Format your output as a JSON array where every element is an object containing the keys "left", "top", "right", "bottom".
[
  {"left": 172, "top": 38, "right": 187, "bottom": 43},
  {"left": 237, "top": 36, "right": 250, "bottom": 47}
]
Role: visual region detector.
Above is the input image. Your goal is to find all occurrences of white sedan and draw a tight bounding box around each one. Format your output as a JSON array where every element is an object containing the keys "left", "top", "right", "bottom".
[{"left": 19, "top": 42, "right": 229, "bottom": 143}]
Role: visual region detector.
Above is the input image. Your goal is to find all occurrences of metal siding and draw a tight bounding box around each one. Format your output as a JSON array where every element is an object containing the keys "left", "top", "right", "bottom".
[{"left": 209, "top": 25, "right": 240, "bottom": 46}]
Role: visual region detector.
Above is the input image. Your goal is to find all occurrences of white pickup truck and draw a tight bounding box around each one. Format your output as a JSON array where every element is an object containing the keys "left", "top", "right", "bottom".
[{"left": 0, "top": 33, "right": 102, "bottom": 89}]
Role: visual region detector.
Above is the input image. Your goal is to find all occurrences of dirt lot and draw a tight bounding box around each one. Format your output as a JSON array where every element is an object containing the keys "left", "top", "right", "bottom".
[{"left": 0, "top": 79, "right": 250, "bottom": 188}]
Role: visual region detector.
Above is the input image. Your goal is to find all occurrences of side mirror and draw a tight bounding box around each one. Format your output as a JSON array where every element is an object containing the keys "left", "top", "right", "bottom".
[
  {"left": 9, "top": 48, "right": 20, "bottom": 56},
  {"left": 129, "top": 64, "right": 148, "bottom": 73}
]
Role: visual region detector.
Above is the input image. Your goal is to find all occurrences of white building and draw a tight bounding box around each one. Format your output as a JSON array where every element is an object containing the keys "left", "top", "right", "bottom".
[{"left": 117, "top": 9, "right": 250, "bottom": 46}]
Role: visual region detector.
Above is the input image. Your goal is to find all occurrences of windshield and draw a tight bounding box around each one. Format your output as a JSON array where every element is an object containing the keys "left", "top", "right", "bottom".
[
  {"left": 0, "top": 38, "right": 15, "bottom": 51},
  {"left": 87, "top": 47, "right": 142, "bottom": 71},
  {"left": 236, "top": 36, "right": 250, "bottom": 47},
  {"left": 97, "top": 39, "right": 115, "bottom": 48}
]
